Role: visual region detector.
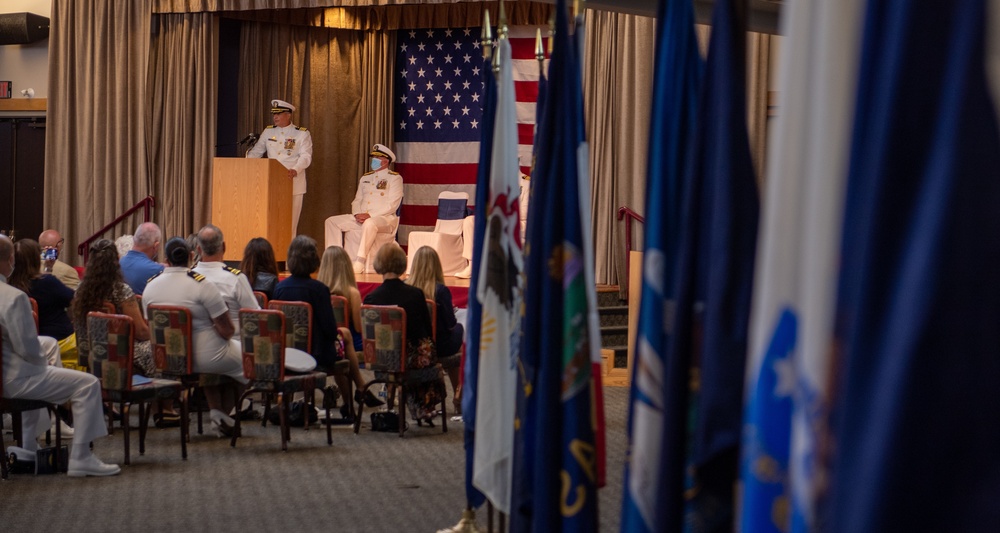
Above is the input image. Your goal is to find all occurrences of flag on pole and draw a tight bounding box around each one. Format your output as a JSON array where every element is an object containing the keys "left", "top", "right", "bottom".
[
  {"left": 824, "top": 1, "right": 1000, "bottom": 531},
  {"left": 461, "top": 35, "right": 496, "bottom": 511},
  {"left": 510, "top": 0, "right": 601, "bottom": 529},
  {"left": 659, "top": 0, "right": 759, "bottom": 528},
  {"left": 393, "top": 25, "right": 546, "bottom": 244},
  {"left": 472, "top": 33, "right": 524, "bottom": 514},
  {"left": 620, "top": 0, "right": 702, "bottom": 528},
  {"left": 738, "top": 0, "right": 864, "bottom": 530}
]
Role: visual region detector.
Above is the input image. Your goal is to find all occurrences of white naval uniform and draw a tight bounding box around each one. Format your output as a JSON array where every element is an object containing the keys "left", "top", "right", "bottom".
[
  {"left": 324, "top": 167, "right": 404, "bottom": 260},
  {"left": 192, "top": 261, "right": 314, "bottom": 368},
  {"left": 246, "top": 123, "right": 313, "bottom": 235},
  {"left": 141, "top": 267, "right": 248, "bottom": 384},
  {"left": 192, "top": 261, "right": 260, "bottom": 327},
  {"left": 1, "top": 275, "right": 107, "bottom": 446}
]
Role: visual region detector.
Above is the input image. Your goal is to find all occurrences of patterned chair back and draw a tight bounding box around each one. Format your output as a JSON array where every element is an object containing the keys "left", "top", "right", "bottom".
[
  {"left": 425, "top": 298, "right": 437, "bottom": 342},
  {"left": 268, "top": 300, "right": 312, "bottom": 353},
  {"left": 253, "top": 291, "right": 268, "bottom": 308},
  {"left": 146, "top": 304, "right": 195, "bottom": 377},
  {"left": 86, "top": 312, "right": 135, "bottom": 392},
  {"left": 238, "top": 308, "right": 286, "bottom": 383},
  {"left": 330, "top": 295, "right": 348, "bottom": 329},
  {"left": 360, "top": 305, "right": 407, "bottom": 373}
]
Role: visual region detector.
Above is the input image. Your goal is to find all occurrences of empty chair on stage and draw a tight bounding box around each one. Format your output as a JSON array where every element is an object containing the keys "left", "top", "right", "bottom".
[{"left": 406, "top": 191, "right": 470, "bottom": 276}]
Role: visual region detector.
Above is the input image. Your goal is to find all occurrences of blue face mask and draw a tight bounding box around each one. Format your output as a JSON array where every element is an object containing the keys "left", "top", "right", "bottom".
[{"left": 370, "top": 158, "right": 381, "bottom": 171}]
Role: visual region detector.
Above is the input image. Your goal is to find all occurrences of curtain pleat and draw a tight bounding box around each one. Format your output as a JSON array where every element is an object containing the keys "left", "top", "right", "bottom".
[
  {"left": 45, "top": 0, "right": 153, "bottom": 264},
  {"left": 147, "top": 12, "right": 219, "bottom": 241},
  {"left": 582, "top": 9, "right": 656, "bottom": 292}
]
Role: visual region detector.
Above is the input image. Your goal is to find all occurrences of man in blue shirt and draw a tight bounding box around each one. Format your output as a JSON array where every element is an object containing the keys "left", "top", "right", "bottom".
[{"left": 120, "top": 222, "right": 164, "bottom": 295}]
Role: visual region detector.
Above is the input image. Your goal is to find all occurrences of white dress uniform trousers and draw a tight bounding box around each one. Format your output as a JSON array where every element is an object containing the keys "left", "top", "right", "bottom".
[
  {"left": 1, "top": 281, "right": 107, "bottom": 445},
  {"left": 324, "top": 168, "right": 404, "bottom": 261}
]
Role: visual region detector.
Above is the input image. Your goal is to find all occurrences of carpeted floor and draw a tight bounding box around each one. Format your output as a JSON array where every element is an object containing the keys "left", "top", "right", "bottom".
[{"left": 1, "top": 382, "right": 629, "bottom": 532}]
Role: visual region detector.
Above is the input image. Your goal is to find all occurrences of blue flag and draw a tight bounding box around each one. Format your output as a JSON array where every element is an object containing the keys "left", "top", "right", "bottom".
[
  {"left": 621, "top": 0, "right": 702, "bottom": 529},
  {"left": 661, "top": 0, "right": 759, "bottom": 529},
  {"left": 462, "top": 51, "right": 497, "bottom": 511},
  {"left": 824, "top": 0, "right": 1000, "bottom": 531},
  {"left": 510, "top": 0, "right": 600, "bottom": 530}
]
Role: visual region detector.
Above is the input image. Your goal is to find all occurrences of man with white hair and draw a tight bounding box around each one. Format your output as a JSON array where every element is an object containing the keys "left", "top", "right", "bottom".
[
  {"left": 0, "top": 235, "right": 119, "bottom": 477},
  {"left": 323, "top": 143, "right": 404, "bottom": 273},
  {"left": 120, "top": 222, "right": 163, "bottom": 295}
]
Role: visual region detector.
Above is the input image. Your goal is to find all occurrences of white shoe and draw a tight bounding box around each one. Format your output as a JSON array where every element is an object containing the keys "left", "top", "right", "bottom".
[
  {"left": 67, "top": 454, "right": 121, "bottom": 477},
  {"left": 6, "top": 445, "right": 36, "bottom": 462},
  {"left": 352, "top": 261, "right": 365, "bottom": 274},
  {"left": 210, "top": 409, "right": 235, "bottom": 438},
  {"left": 453, "top": 263, "right": 473, "bottom": 279},
  {"left": 58, "top": 420, "right": 75, "bottom": 438}
]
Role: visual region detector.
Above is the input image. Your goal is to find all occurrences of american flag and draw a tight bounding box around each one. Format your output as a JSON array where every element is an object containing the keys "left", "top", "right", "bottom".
[{"left": 393, "top": 25, "right": 547, "bottom": 244}]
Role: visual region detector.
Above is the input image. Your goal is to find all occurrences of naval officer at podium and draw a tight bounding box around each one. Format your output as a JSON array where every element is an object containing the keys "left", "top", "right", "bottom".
[{"left": 246, "top": 99, "right": 313, "bottom": 236}]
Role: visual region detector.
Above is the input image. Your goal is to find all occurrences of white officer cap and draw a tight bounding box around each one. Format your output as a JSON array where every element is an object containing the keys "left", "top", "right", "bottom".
[
  {"left": 271, "top": 99, "right": 295, "bottom": 114},
  {"left": 370, "top": 143, "right": 396, "bottom": 163}
]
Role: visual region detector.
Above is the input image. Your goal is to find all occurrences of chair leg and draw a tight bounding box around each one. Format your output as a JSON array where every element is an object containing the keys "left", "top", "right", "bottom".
[
  {"left": 441, "top": 386, "right": 448, "bottom": 433},
  {"left": 278, "top": 393, "right": 290, "bottom": 452},
  {"left": 398, "top": 383, "right": 405, "bottom": 438},
  {"left": 179, "top": 394, "right": 188, "bottom": 460},
  {"left": 353, "top": 384, "right": 367, "bottom": 435},
  {"left": 231, "top": 390, "right": 252, "bottom": 448},
  {"left": 1, "top": 416, "right": 9, "bottom": 480},
  {"left": 122, "top": 402, "right": 131, "bottom": 466},
  {"left": 138, "top": 402, "right": 148, "bottom": 456}
]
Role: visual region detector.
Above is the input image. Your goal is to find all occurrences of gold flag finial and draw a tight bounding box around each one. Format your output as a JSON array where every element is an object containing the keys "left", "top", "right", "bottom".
[
  {"left": 481, "top": 10, "right": 493, "bottom": 61},
  {"left": 535, "top": 28, "right": 544, "bottom": 62}
]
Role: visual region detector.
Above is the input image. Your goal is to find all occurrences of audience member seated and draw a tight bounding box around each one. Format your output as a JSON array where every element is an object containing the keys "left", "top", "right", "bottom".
[
  {"left": 71, "top": 239, "right": 178, "bottom": 426},
  {"left": 115, "top": 234, "right": 134, "bottom": 258},
  {"left": 239, "top": 237, "right": 280, "bottom": 302},
  {"left": 274, "top": 237, "right": 381, "bottom": 411},
  {"left": 408, "top": 246, "right": 464, "bottom": 400},
  {"left": 141, "top": 237, "right": 247, "bottom": 437},
  {"left": 120, "top": 222, "right": 164, "bottom": 295},
  {"left": 9, "top": 239, "right": 76, "bottom": 363},
  {"left": 316, "top": 246, "right": 364, "bottom": 352},
  {"left": 323, "top": 143, "right": 404, "bottom": 274},
  {"left": 38, "top": 229, "right": 80, "bottom": 290},
  {"left": 364, "top": 243, "right": 443, "bottom": 424},
  {"left": 0, "top": 235, "right": 120, "bottom": 477},
  {"left": 193, "top": 225, "right": 259, "bottom": 326}
]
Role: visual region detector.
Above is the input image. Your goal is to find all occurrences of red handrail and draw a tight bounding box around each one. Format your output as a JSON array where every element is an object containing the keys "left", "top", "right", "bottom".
[
  {"left": 78, "top": 196, "right": 155, "bottom": 264},
  {"left": 616, "top": 206, "right": 645, "bottom": 297}
]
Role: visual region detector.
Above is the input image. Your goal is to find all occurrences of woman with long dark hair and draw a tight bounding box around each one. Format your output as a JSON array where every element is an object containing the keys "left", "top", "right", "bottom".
[
  {"left": 9, "top": 239, "right": 75, "bottom": 359},
  {"left": 239, "top": 237, "right": 280, "bottom": 301}
]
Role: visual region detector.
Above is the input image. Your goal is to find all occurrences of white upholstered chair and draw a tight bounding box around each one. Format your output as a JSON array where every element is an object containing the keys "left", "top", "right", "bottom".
[{"left": 405, "top": 191, "right": 470, "bottom": 275}]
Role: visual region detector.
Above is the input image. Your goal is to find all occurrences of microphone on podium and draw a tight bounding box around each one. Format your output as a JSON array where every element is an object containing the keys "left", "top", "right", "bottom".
[{"left": 239, "top": 132, "right": 259, "bottom": 145}]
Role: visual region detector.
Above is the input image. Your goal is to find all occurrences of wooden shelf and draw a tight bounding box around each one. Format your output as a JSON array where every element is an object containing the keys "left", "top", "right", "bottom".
[{"left": 0, "top": 98, "right": 47, "bottom": 112}]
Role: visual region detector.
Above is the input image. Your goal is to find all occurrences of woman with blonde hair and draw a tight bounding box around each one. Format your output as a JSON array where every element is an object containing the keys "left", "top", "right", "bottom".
[
  {"left": 317, "top": 245, "right": 364, "bottom": 352},
  {"left": 407, "top": 246, "right": 464, "bottom": 411}
]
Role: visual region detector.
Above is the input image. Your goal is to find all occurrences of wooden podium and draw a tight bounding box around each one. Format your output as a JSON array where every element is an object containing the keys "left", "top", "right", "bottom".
[{"left": 211, "top": 158, "right": 291, "bottom": 262}]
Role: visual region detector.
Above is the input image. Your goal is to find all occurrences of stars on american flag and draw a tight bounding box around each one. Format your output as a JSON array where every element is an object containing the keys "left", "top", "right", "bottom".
[{"left": 395, "top": 27, "right": 485, "bottom": 138}]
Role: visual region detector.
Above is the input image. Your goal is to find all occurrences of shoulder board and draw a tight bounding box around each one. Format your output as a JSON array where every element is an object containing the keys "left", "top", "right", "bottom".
[
  {"left": 187, "top": 270, "right": 206, "bottom": 282},
  {"left": 146, "top": 272, "right": 162, "bottom": 283},
  {"left": 224, "top": 265, "right": 243, "bottom": 275},
  {"left": 265, "top": 125, "right": 275, "bottom": 129},
  {"left": 388, "top": 170, "right": 400, "bottom": 175},
  {"left": 362, "top": 170, "right": 375, "bottom": 176},
  {"left": 296, "top": 126, "right": 308, "bottom": 131}
]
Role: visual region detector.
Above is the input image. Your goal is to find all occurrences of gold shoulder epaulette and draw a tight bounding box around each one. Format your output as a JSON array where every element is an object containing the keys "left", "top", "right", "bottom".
[
  {"left": 296, "top": 126, "right": 308, "bottom": 132},
  {"left": 146, "top": 272, "right": 162, "bottom": 283},
  {"left": 187, "top": 270, "right": 205, "bottom": 282},
  {"left": 265, "top": 125, "right": 275, "bottom": 129},
  {"left": 388, "top": 170, "right": 400, "bottom": 175},
  {"left": 224, "top": 265, "right": 243, "bottom": 276},
  {"left": 363, "top": 170, "right": 375, "bottom": 176}
]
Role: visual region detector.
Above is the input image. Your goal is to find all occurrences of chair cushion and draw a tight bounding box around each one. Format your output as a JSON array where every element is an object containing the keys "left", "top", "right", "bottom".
[
  {"left": 103, "top": 379, "right": 184, "bottom": 403},
  {"left": 248, "top": 372, "right": 327, "bottom": 395}
]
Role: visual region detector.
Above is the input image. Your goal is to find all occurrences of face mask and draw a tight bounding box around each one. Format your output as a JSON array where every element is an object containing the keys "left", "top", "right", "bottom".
[{"left": 370, "top": 158, "right": 381, "bottom": 171}]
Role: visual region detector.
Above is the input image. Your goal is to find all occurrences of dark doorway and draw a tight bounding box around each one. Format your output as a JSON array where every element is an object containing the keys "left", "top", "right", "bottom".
[{"left": 0, "top": 116, "right": 46, "bottom": 240}]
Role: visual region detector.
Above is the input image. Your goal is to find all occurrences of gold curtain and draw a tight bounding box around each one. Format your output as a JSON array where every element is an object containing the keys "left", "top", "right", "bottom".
[
  {"left": 45, "top": 0, "right": 154, "bottom": 264},
  {"left": 582, "top": 9, "right": 656, "bottom": 289},
  {"left": 236, "top": 22, "right": 396, "bottom": 242},
  {"left": 147, "top": 13, "right": 219, "bottom": 241}
]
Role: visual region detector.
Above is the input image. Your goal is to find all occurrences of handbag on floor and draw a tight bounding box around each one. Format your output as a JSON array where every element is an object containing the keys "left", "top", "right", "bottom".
[{"left": 370, "top": 411, "right": 400, "bottom": 432}]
